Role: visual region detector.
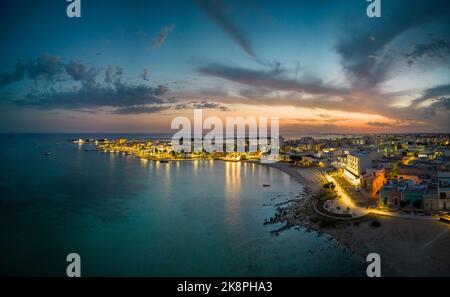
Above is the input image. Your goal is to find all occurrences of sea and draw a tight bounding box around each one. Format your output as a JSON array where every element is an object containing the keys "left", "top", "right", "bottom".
[{"left": 0, "top": 134, "right": 365, "bottom": 276}]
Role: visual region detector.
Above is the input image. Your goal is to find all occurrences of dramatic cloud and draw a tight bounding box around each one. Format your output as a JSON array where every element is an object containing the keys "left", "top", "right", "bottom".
[
  {"left": 175, "top": 100, "right": 230, "bottom": 111},
  {"left": 190, "top": 0, "right": 450, "bottom": 133},
  {"left": 422, "top": 97, "right": 450, "bottom": 118},
  {"left": 65, "top": 60, "right": 101, "bottom": 86},
  {"left": 151, "top": 24, "right": 175, "bottom": 48},
  {"left": 433, "top": 97, "right": 450, "bottom": 109},
  {"left": 197, "top": 62, "right": 349, "bottom": 95},
  {"left": 0, "top": 62, "right": 25, "bottom": 87},
  {"left": 17, "top": 81, "right": 169, "bottom": 110},
  {"left": 1, "top": 0, "right": 449, "bottom": 133},
  {"left": 104, "top": 65, "right": 124, "bottom": 84},
  {"left": 113, "top": 100, "right": 230, "bottom": 115},
  {"left": 405, "top": 38, "right": 450, "bottom": 66},
  {"left": 113, "top": 105, "right": 170, "bottom": 115},
  {"left": 194, "top": 0, "right": 256, "bottom": 59},
  {"left": 0, "top": 56, "right": 173, "bottom": 114},
  {"left": 193, "top": 100, "right": 229, "bottom": 111},
  {"left": 0, "top": 54, "right": 64, "bottom": 86},
  {"left": 411, "top": 84, "right": 450, "bottom": 106},
  {"left": 335, "top": 0, "right": 450, "bottom": 89},
  {"left": 27, "top": 54, "right": 65, "bottom": 82}
]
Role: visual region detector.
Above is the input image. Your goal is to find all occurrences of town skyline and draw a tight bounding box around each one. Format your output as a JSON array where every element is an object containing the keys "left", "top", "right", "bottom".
[{"left": 0, "top": 0, "right": 449, "bottom": 135}]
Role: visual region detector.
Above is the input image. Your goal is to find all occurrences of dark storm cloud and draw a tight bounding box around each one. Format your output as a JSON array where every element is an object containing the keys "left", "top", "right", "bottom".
[
  {"left": 194, "top": 0, "right": 257, "bottom": 59},
  {"left": 423, "top": 97, "right": 450, "bottom": 118},
  {"left": 0, "top": 62, "right": 25, "bottom": 87},
  {"left": 373, "top": 85, "right": 450, "bottom": 129},
  {"left": 0, "top": 55, "right": 103, "bottom": 87},
  {"left": 411, "top": 84, "right": 450, "bottom": 106},
  {"left": 0, "top": 54, "right": 64, "bottom": 86},
  {"left": 433, "top": 97, "right": 450, "bottom": 109},
  {"left": 65, "top": 60, "right": 101, "bottom": 86},
  {"left": 197, "top": 62, "right": 349, "bottom": 95},
  {"left": 175, "top": 100, "right": 230, "bottom": 111},
  {"left": 0, "top": 55, "right": 174, "bottom": 114},
  {"left": 104, "top": 65, "right": 124, "bottom": 84},
  {"left": 335, "top": 0, "right": 450, "bottom": 89},
  {"left": 193, "top": 100, "right": 229, "bottom": 111},
  {"left": 405, "top": 38, "right": 450, "bottom": 66},
  {"left": 366, "top": 119, "right": 429, "bottom": 130},
  {"left": 113, "top": 105, "right": 170, "bottom": 115},
  {"left": 151, "top": 24, "right": 175, "bottom": 48},
  {"left": 113, "top": 99, "right": 230, "bottom": 115},
  {"left": 190, "top": 0, "right": 450, "bottom": 133},
  {"left": 17, "top": 81, "right": 169, "bottom": 110},
  {"left": 26, "top": 54, "right": 65, "bottom": 81}
]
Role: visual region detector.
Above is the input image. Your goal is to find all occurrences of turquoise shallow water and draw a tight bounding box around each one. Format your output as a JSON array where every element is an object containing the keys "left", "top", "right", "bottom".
[{"left": 0, "top": 134, "right": 365, "bottom": 276}]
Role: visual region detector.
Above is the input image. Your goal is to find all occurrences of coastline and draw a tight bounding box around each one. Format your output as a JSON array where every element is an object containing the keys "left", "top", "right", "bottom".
[
  {"left": 94, "top": 151, "right": 450, "bottom": 276},
  {"left": 265, "top": 162, "right": 450, "bottom": 277},
  {"left": 322, "top": 214, "right": 450, "bottom": 276},
  {"left": 258, "top": 161, "right": 326, "bottom": 193}
]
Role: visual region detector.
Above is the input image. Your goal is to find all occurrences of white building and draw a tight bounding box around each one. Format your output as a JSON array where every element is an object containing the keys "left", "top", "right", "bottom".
[
  {"left": 344, "top": 151, "right": 382, "bottom": 185},
  {"left": 424, "top": 172, "right": 450, "bottom": 211},
  {"left": 438, "top": 172, "right": 450, "bottom": 198}
]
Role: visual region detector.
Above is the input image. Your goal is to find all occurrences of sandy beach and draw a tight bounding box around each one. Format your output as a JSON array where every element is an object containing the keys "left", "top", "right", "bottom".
[
  {"left": 322, "top": 215, "right": 450, "bottom": 276},
  {"left": 266, "top": 162, "right": 450, "bottom": 277},
  {"left": 263, "top": 161, "right": 327, "bottom": 193}
]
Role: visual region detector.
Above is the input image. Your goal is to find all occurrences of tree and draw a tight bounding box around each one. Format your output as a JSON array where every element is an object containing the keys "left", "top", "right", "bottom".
[{"left": 289, "top": 155, "right": 302, "bottom": 165}]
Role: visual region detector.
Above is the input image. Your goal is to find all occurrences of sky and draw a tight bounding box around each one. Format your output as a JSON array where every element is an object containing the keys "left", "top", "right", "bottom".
[{"left": 0, "top": 0, "right": 449, "bottom": 135}]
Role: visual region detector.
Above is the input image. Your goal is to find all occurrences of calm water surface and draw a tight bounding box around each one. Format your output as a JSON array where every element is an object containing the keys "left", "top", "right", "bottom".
[{"left": 0, "top": 134, "right": 364, "bottom": 276}]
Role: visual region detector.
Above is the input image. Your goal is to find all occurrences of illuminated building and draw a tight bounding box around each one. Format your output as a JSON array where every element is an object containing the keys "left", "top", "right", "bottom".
[{"left": 344, "top": 151, "right": 382, "bottom": 185}]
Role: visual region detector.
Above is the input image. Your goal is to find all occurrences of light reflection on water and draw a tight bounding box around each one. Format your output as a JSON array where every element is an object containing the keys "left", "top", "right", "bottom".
[{"left": 0, "top": 134, "right": 365, "bottom": 276}]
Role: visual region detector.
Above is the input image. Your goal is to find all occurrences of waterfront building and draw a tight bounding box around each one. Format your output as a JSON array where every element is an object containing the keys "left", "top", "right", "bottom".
[
  {"left": 379, "top": 180, "right": 403, "bottom": 208},
  {"left": 361, "top": 169, "right": 386, "bottom": 198},
  {"left": 423, "top": 182, "right": 441, "bottom": 211},
  {"left": 438, "top": 172, "right": 450, "bottom": 199},
  {"left": 403, "top": 184, "right": 427, "bottom": 208},
  {"left": 436, "top": 172, "right": 450, "bottom": 210},
  {"left": 379, "top": 178, "right": 429, "bottom": 209},
  {"left": 344, "top": 151, "right": 382, "bottom": 185}
]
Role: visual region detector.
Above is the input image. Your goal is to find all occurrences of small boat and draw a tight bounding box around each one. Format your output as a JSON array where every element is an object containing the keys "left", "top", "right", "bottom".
[
  {"left": 263, "top": 184, "right": 270, "bottom": 187},
  {"left": 44, "top": 152, "right": 52, "bottom": 156},
  {"left": 160, "top": 160, "right": 170, "bottom": 163}
]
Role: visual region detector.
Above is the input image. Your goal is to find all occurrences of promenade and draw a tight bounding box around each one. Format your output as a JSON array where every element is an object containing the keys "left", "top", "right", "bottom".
[{"left": 320, "top": 172, "right": 444, "bottom": 221}]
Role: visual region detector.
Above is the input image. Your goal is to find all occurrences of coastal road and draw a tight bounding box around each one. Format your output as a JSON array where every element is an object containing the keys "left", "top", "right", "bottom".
[
  {"left": 324, "top": 174, "right": 369, "bottom": 217},
  {"left": 333, "top": 174, "right": 375, "bottom": 208},
  {"left": 331, "top": 174, "right": 442, "bottom": 221}
]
